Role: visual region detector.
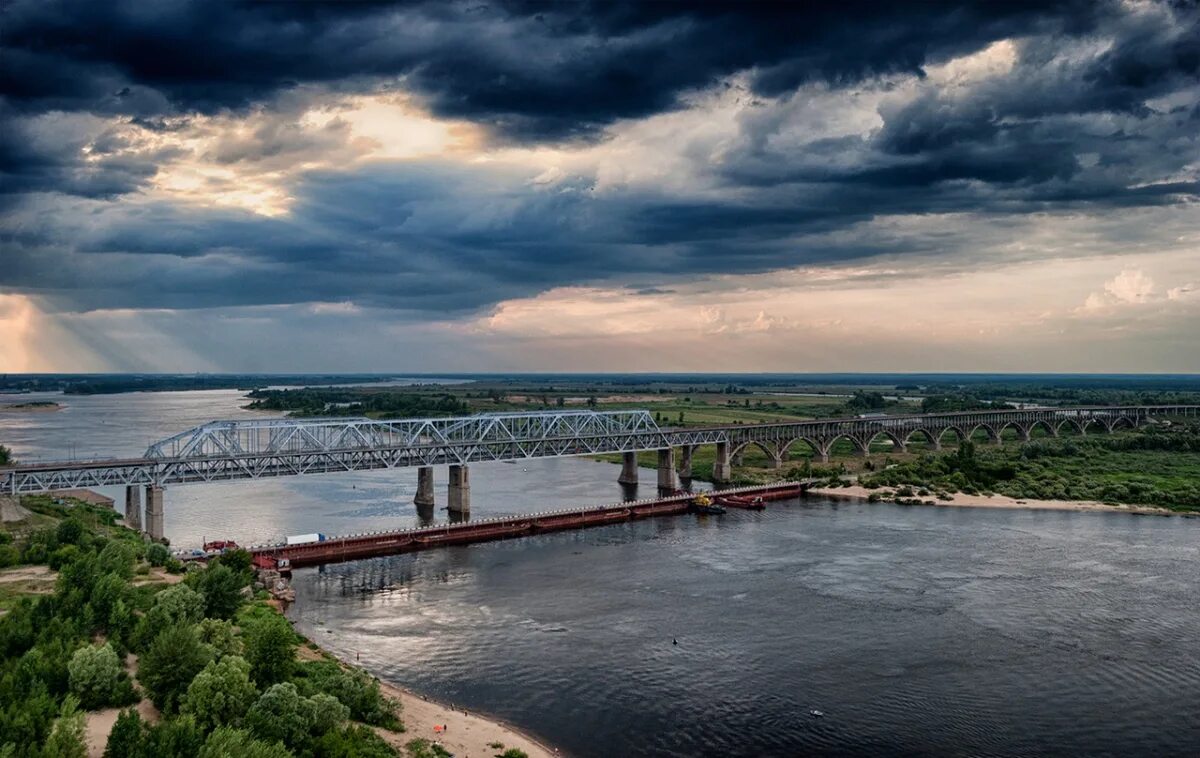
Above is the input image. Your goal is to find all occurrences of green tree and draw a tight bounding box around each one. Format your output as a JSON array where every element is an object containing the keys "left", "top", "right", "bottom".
[
  {"left": 245, "top": 683, "right": 315, "bottom": 751},
  {"left": 186, "top": 564, "right": 246, "bottom": 620},
  {"left": 139, "top": 714, "right": 205, "bottom": 757},
  {"left": 145, "top": 543, "right": 171, "bottom": 567},
  {"left": 90, "top": 573, "right": 129, "bottom": 633},
  {"left": 138, "top": 625, "right": 213, "bottom": 714},
  {"left": 134, "top": 583, "right": 207, "bottom": 649},
  {"left": 0, "top": 443, "right": 12, "bottom": 465},
  {"left": 307, "top": 692, "right": 349, "bottom": 738},
  {"left": 199, "top": 727, "right": 294, "bottom": 758},
  {"left": 55, "top": 518, "right": 85, "bottom": 547},
  {"left": 104, "top": 708, "right": 145, "bottom": 758},
  {"left": 295, "top": 665, "right": 398, "bottom": 728},
  {"left": 97, "top": 541, "right": 136, "bottom": 579},
  {"left": 184, "top": 656, "right": 258, "bottom": 731},
  {"left": 68, "top": 642, "right": 133, "bottom": 710},
  {"left": 314, "top": 725, "right": 397, "bottom": 758},
  {"left": 212, "top": 549, "right": 253, "bottom": 578},
  {"left": 43, "top": 696, "right": 87, "bottom": 758},
  {"left": 197, "top": 618, "right": 242, "bottom": 658},
  {"left": 243, "top": 613, "right": 296, "bottom": 687}
]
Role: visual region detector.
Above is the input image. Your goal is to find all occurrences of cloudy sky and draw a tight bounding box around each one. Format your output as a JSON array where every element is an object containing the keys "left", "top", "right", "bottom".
[{"left": 1, "top": 0, "right": 1198, "bottom": 373}]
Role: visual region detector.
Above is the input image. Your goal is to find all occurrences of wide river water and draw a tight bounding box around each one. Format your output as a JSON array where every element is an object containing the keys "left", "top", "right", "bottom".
[{"left": 4, "top": 390, "right": 1200, "bottom": 756}]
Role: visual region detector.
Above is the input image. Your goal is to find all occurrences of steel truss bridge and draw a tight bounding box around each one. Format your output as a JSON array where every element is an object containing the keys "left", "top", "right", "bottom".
[{"left": 2, "top": 405, "right": 1198, "bottom": 495}]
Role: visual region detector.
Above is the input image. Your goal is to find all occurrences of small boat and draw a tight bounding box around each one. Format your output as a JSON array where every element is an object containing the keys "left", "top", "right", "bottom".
[{"left": 692, "top": 493, "right": 726, "bottom": 515}]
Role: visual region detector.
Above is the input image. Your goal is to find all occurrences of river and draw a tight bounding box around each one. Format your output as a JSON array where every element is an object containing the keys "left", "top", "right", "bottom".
[{"left": 4, "top": 390, "right": 1200, "bottom": 756}]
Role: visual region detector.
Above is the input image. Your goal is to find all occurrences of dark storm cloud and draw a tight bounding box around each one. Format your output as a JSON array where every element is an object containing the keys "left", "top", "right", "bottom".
[
  {"left": 1, "top": 0, "right": 1103, "bottom": 139},
  {"left": 1, "top": 0, "right": 1199, "bottom": 317}
]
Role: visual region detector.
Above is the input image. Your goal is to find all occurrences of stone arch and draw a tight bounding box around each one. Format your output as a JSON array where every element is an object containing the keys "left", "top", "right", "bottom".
[
  {"left": 826, "top": 434, "right": 869, "bottom": 459},
  {"left": 904, "top": 428, "right": 938, "bottom": 448},
  {"left": 969, "top": 423, "right": 999, "bottom": 443},
  {"left": 867, "top": 430, "right": 906, "bottom": 453},
  {"left": 1082, "top": 418, "right": 1111, "bottom": 434},
  {"left": 780, "top": 436, "right": 822, "bottom": 460},
  {"left": 999, "top": 421, "right": 1030, "bottom": 442},
  {"left": 1029, "top": 419, "right": 1058, "bottom": 438},
  {"left": 731, "top": 440, "right": 781, "bottom": 467},
  {"left": 938, "top": 425, "right": 967, "bottom": 447},
  {"left": 1056, "top": 418, "right": 1085, "bottom": 436},
  {"left": 1111, "top": 416, "right": 1136, "bottom": 431}
]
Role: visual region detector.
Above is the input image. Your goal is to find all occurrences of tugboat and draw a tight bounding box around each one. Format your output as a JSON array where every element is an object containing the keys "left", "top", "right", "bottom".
[{"left": 692, "top": 492, "right": 726, "bottom": 515}]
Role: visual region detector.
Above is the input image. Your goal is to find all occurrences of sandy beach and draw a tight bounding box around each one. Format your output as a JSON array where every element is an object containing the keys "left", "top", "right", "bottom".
[
  {"left": 807, "top": 485, "right": 1184, "bottom": 517},
  {"left": 372, "top": 679, "right": 557, "bottom": 758},
  {"left": 294, "top": 643, "right": 557, "bottom": 758}
]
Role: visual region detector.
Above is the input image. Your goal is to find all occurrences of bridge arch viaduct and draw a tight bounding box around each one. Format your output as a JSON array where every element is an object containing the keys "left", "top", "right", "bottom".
[{"left": 2, "top": 406, "right": 1197, "bottom": 540}]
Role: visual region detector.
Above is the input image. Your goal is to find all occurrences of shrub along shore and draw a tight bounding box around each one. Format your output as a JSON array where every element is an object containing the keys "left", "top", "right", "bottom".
[{"left": 1, "top": 494, "right": 533, "bottom": 758}]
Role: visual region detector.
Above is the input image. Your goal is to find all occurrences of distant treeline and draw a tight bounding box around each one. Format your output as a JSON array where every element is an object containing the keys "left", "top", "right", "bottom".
[
  {"left": 245, "top": 389, "right": 469, "bottom": 418},
  {"left": 0, "top": 375, "right": 411, "bottom": 395}
]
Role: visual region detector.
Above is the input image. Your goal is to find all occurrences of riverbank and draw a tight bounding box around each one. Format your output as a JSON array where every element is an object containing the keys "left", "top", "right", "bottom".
[
  {"left": 292, "top": 629, "right": 558, "bottom": 758},
  {"left": 808, "top": 484, "right": 1188, "bottom": 516}
]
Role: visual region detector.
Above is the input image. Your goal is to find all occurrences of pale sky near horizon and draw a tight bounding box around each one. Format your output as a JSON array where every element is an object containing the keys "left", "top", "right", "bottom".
[{"left": 1, "top": 1, "right": 1198, "bottom": 373}]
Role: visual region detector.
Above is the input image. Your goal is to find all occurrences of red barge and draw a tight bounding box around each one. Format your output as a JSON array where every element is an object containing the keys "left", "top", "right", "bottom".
[{"left": 244, "top": 481, "right": 809, "bottom": 569}]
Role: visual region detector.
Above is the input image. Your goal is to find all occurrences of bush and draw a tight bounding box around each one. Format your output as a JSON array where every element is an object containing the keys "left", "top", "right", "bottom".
[
  {"left": 104, "top": 708, "right": 146, "bottom": 758},
  {"left": 243, "top": 611, "right": 297, "bottom": 687},
  {"left": 292, "top": 660, "right": 400, "bottom": 729},
  {"left": 43, "top": 696, "right": 88, "bottom": 758},
  {"left": 406, "top": 738, "right": 453, "bottom": 758},
  {"left": 186, "top": 563, "right": 248, "bottom": 620},
  {"left": 199, "top": 726, "right": 294, "bottom": 758},
  {"left": 140, "top": 714, "right": 205, "bottom": 757},
  {"left": 314, "top": 724, "right": 397, "bottom": 758},
  {"left": 184, "top": 655, "right": 259, "bottom": 731},
  {"left": 146, "top": 543, "right": 171, "bottom": 567},
  {"left": 197, "top": 618, "right": 243, "bottom": 658},
  {"left": 97, "top": 541, "right": 136, "bottom": 579},
  {"left": 68, "top": 642, "right": 137, "bottom": 710},
  {"left": 245, "top": 683, "right": 316, "bottom": 750},
  {"left": 55, "top": 518, "right": 85, "bottom": 547},
  {"left": 138, "top": 625, "right": 214, "bottom": 714},
  {"left": 134, "top": 583, "right": 207, "bottom": 649}
]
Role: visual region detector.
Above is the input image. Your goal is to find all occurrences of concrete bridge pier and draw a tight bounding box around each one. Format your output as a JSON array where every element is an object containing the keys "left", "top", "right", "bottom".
[
  {"left": 124, "top": 485, "right": 142, "bottom": 532},
  {"left": 448, "top": 464, "right": 470, "bottom": 516},
  {"left": 816, "top": 442, "right": 832, "bottom": 464},
  {"left": 144, "top": 485, "right": 165, "bottom": 542},
  {"left": 677, "top": 445, "right": 694, "bottom": 479},
  {"left": 414, "top": 466, "right": 435, "bottom": 508},
  {"left": 618, "top": 451, "right": 639, "bottom": 485},
  {"left": 766, "top": 448, "right": 784, "bottom": 470},
  {"left": 657, "top": 449, "right": 677, "bottom": 492},
  {"left": 712, "top": 441, "right": 732, "bottom": 484}
]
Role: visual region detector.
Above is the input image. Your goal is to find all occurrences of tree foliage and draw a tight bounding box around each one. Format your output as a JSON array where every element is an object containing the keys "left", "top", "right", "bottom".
[
  {"left": 184, "top": 655, "right": 258, "bottom": 731},
  {"left": 245, "top": 683, "right": 316, "bottom": 751},
  {"left": 243, "top": 613, "right": 296, "bottom": 688},
  {"left": 138, "top": 625, "right": 213, "bottom": 714},
  {"left": 186, "top": 564, "right": 246, "bottom": 620},
  {"left": 199, "top": 726, "right": 294, "bottom": 758},
  {"left": 42, "top": 696, "right": 87, "bottom": 758},
  {"left": 104, "top": 708, "right": 146, "bottom": 758},
  {"left": 67, "top": 642, "right": 136, "bottom": 710},
  {"left": 135, "top": 584, "right": 207, "bottom": 649}
]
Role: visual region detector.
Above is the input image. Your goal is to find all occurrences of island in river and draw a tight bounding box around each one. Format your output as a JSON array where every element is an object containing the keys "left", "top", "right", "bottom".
[{"left": 0, "top": 401, "right": 62, "bottom": 412}]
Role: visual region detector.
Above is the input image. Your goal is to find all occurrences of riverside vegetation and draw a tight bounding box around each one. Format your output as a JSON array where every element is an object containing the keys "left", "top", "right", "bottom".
[
  {"left": 0, "top": 495, "right": 405, "bottom": 757},
  {"left": 855, "top": 424, "right": 1200, "bottom": 512}
]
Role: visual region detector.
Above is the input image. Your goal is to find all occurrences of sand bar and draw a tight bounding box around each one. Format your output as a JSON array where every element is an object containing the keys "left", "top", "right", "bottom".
[{"left": 807, "top": 485, "right": 1187, "bottom": 517}]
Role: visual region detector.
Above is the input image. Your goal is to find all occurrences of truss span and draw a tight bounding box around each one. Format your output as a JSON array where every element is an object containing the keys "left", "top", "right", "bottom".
[{"left": 2, "top": 406, "right": 1197, "bottom": 494}]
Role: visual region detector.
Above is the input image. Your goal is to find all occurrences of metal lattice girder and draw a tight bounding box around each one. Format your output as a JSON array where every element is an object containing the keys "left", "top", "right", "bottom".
[{"left": 3, "top": 405, "right": 1198, "bottom": 494}]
